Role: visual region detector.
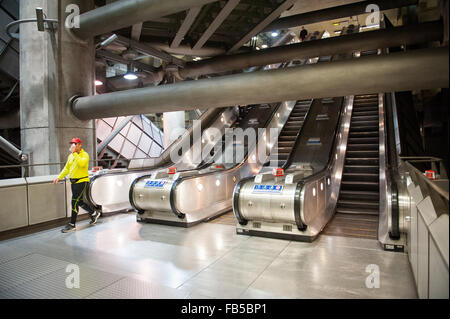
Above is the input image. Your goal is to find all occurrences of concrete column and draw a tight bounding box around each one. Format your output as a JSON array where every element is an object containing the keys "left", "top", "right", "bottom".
[
  {"left": 163, "top": 111, "right": 185, "bottom": 149},
  {"left": 19, "top": 0, "right": 95, "bottom": 176}
]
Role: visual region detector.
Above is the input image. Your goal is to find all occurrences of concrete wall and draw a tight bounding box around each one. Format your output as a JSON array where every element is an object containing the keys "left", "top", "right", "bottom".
[
  {"left": 19, "top": 0, "right": 95, "bottom": 176},
  {"left": 0, "top": 175, "right": 66, "bottom": 232},
  {"left": 406, "top": 180, "right": 449, "bottom": 299}
]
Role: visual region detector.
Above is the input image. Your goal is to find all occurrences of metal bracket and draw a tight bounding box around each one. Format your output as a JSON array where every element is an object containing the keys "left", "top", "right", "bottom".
[{"left": 5, "top": 7, "right": 58, "bottom": 40}]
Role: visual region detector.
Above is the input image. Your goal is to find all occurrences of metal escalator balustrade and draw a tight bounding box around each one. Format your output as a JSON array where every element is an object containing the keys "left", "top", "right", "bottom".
[
  {"left": 129, "top": 101, "right": 284, "bottom": 226},
  {"left": 233, "top": 95, "right": 351, "bottom": 241},
  {"left": 325, "top": 94, "right": 380, "bottom": 239},
  {"left": 86, "top": 107, "right": 233, "bottom": 213}
]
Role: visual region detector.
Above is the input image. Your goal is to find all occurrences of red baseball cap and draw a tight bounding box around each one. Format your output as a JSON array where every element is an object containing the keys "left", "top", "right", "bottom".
[{"left": 69, "top": 137, "right": 82, "bottom": 144}]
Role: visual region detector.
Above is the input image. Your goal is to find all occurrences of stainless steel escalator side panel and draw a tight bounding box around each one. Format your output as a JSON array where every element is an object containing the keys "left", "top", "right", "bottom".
[
  {"left": 236, "top": 178, "right": 299, "bottom": 224},
  {"left": 136, "top": 100, "right": 297, "bottom": 226},
  {"left": 234, "top": 96, "right": 354, "bottom": 241},
  {"left": 87, "top": 107, "right": 237, "bottom": 212},
  {"left": 299, "top": 95, "right": 354, "bottom": 236},
  {"left": 378, "top": 93, "right": 407, "bottom": 249}
]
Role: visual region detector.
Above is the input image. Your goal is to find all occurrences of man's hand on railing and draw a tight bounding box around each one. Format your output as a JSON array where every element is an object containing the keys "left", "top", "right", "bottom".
[{"left": 52, "top": 178, "right": 60, "bottom": 185}]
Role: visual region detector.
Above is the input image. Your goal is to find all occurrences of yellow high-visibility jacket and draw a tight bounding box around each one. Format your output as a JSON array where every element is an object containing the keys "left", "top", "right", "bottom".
[{"left": 57, "top": 149, "right": 90, "bottom": 183}]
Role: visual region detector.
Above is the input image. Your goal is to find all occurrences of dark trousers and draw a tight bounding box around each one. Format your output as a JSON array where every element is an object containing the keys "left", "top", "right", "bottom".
[{"left": 70, "top": 182, "right": 95, "bottom": 225}]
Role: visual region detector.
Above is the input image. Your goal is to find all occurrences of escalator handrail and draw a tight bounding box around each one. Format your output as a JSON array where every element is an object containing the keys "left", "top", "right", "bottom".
[
  {"left": 297, "top": 97, "right": 347, "bottom": 185},
  {"left": 384, "top": 92, "right": 401, "bottom": 239}
]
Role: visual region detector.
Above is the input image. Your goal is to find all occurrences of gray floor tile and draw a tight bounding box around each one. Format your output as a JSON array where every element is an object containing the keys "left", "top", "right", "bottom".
[
  {"left": 87, "top": 277, "right": 189, "bottom": 299},
  {"left": 0, "top": 213, "right": 418, "bottom": 299},
  {"left": 0, "top": 245, "right": 31, "bottom": 265},
  {"left": 0, "top": 254, "right": 69, "bottom": 293},
  {"left": 1, "top": 265, "right": 123, "bottom": 299}
]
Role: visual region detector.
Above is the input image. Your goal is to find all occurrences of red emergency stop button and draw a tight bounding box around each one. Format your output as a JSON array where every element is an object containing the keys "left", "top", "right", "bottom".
[
  {"left": 425, "top": 170, "right": 436, "bottom": 180},
  {"left": 168, "top": 167, "right": 177, "bottom": 174},
  {"left": 273, "top": 168, "right": 284, "bottom": 177}
]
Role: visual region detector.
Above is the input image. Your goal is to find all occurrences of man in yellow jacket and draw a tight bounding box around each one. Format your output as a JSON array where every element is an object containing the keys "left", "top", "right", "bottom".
[{"left": 53, "top": 137, "right": 100, "bottom": 233}]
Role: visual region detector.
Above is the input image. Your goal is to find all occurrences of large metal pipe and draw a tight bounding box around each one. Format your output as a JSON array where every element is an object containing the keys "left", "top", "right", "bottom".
[
  {"left": 71, "top": 47, "right": 449, "bottom": 120},
  {"left": 0, "top": 135, "right": 24, "bottom": 161},
  {"left": 263, "top": 0, "right": 419, "bottom": 32},
  {"left": 72, "top": 0, "right": 218, "bottom": 39},
  {"left": 148, "top": 42, "right": 227, "bottom": 57},
  {"left": 179, "top": 21, "right": 442, "bottom": 79}
]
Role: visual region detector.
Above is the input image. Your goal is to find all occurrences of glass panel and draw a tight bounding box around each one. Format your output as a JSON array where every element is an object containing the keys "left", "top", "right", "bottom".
[
  {"left": 109, "top": 134, "right": 124, "bottom": 154},
  {"left": 119, "top": 122, "right": 132, "bottom": 138},
  {"left": 143, "top": 120, "right": 152, "bottom": 138},
  {"left": 149, "top": 142, "right": 162, "bottom": 157},
  {"left": 121, "top": 140, "right": 136, "bottom": 159},
  {"left": 126, "top": 123, "right": 142, "bottom": 146},
  {"left": 113, "top": 116, "right": 126, "bottom": 129},
  {"left": 157, "top": 131, "right": 164, "bottom": 146},
  {"left": 103, "top": 117, "right": 116, "bottom": 127},
  {"left": 132, "top": 115, "right": 143, "bottom": 129},
  {"left": 138, "top": 133, "right": 152, "bottom": 154},
  {"left": 96, "top": 120, "right": 112, "bottom": 142},
  {"left": 134, "top": 149, "right": 146, "bottom": 160}
]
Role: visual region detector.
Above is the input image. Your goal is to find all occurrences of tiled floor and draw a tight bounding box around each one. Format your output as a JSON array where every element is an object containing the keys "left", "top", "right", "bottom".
[
  {"left": 207, "top": 211, "right": 237, "bottom": 226},
  {"left": 0, "top": 212, "right": 417, "bottom": 299}
]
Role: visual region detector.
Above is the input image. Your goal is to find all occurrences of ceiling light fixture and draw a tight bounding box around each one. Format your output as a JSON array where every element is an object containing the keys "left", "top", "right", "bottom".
[
  {"left": 124, "top": 72, "right": 138, "bottom": 80},
  {"left": 124, "top": 64, "right": 138, "bottom": 80}
]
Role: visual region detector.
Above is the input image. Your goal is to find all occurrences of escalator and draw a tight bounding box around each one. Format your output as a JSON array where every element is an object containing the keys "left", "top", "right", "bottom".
[
  {"left": 233, "top": 95, "right": 346, "bottom": 241},
  {"left": 324, "top": 94, "right": 380, "bottom": 239},
  {"left": 128, "top": 99, "right": 299, "bottom": 226},
  {"left": 85, "top": 106, "right": 236, "bottom": 213},
  {"left": 266, "top": 99, "right": 312, "bottom": 167}
]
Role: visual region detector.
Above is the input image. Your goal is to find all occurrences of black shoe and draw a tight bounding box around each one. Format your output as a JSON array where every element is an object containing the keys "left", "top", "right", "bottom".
[
  {"left": 61, "top": 224, "right": 76, "bottom": 233},
  {"left": 89, "top": 212, "right": 100, "bottom": 225}
]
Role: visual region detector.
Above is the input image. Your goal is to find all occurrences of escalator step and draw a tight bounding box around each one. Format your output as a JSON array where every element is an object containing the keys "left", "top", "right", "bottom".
[
  {"left": 345, "top": 158, "right": 379, "bottom": 166},
  {"left": 348, "top": 137, "right": 379, "bottom": 144},
  {"left": 347, "top": 144, "right": 378, "bottom": 151},
  {"left": 349, "top": 131, "right": 379, "bottom": 137},
  {"left": 278, "top": 141, "right": 295, "bottom": 147},
  {"left": 353, "top": 102, "right": 378, "bottom": 107},
  {"left": 343, "top": 165, "right": 379, "bottom": 173},
  {"left": 279, "top": 136, "right": 297, "bottom": 141},
  {"left": 352, "top": 111, "right": 379, "bottom": 117},
  {"left": 352, "top": 114, "right": 378, "bottom": 120},
  {"left": 341, "top": 180, "right": 379, "bottom": 190},
  {"left": 277, "top": 147, "right": 292, "bottom": 153},
  {"left": 337, "top": 199, "right": 379, "bottom": 208},
  {"left": 351, "top": 120, "right": 379, "bottom": 126},
  {"left": 342, "top": 172, "right": 379, "bottom": 181},
  {"left": 350, "top": 126, "right": 379, "bottom": 133},
  {"left": 345, "top": 150, "right": 379, "bottom": 157},
  {"left": 339, "top": 190, "right": 379, "bottom": 200},
  {"left": 352, "top": 106, "right": 378, "bottom": 112},
  {"left": 335, "top": 207, "right": 379, "bottom": 215}
]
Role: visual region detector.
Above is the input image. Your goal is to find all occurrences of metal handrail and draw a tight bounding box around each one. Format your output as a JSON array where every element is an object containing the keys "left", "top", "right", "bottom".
[
  {"left": 0, "top": 157, "right": 156, "bottom": 170},
  {"left": 5, "top": 17, "right": 58, "bottom": 40},
  {"left": 403, "top": 159, "right": 449, "bottom": 202}
]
